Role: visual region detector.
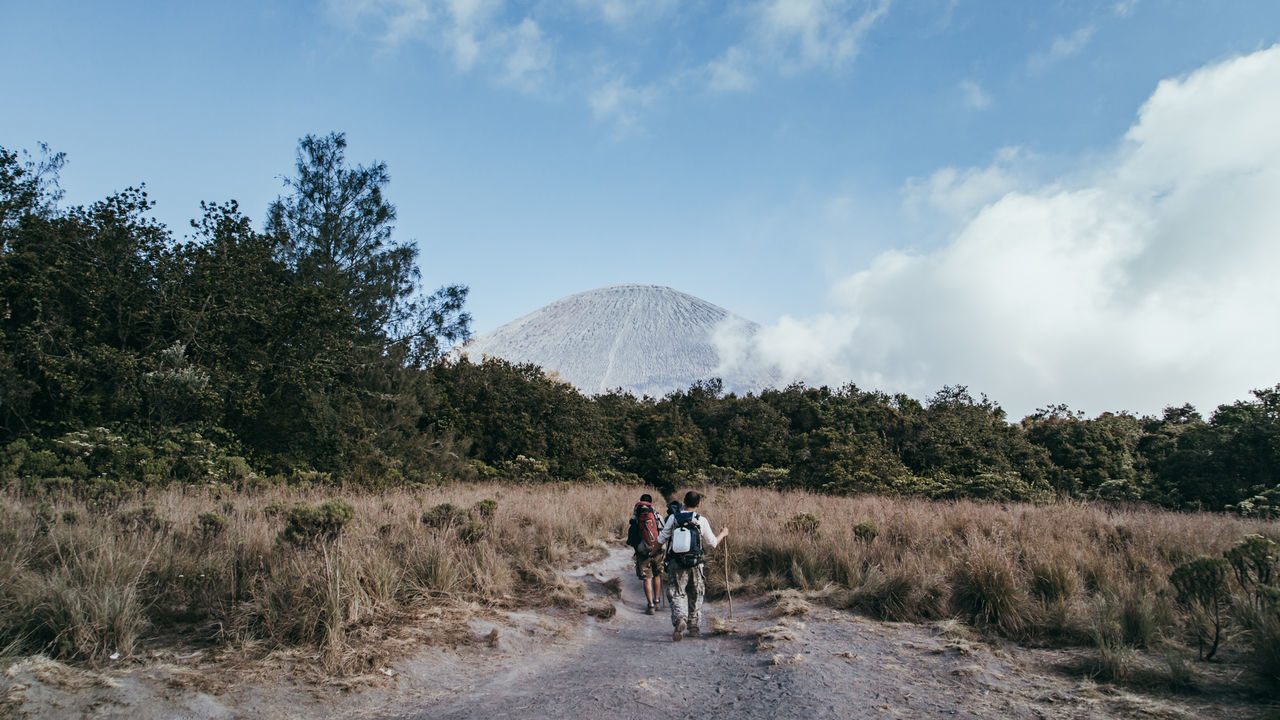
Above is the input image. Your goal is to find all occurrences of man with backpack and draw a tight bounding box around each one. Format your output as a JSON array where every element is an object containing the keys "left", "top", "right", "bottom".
[
  {"left": 656, "top": 490, "right": 729, "bottom": 641},
  {"left": 626, "top": 493, "right": 665, "bottom": 614}
]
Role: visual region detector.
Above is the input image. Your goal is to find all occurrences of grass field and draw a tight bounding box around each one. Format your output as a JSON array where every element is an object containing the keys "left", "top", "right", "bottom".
[{"left": 3, "top": 482, "right": 1277, "bottom": 684}]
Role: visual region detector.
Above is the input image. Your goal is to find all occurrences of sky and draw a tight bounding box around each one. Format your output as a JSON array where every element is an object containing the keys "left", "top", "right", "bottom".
[{"left": 3, "top": 0, "right": 1279, "bottom": 419}]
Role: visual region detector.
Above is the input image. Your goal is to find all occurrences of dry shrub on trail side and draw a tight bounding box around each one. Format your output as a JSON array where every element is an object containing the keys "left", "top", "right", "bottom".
[
  {"left": 1, "top": 482, "right": 637, "bottom": 671},
  {"left": 705, "top": 487, "right": 1279, "bottom": 654}
]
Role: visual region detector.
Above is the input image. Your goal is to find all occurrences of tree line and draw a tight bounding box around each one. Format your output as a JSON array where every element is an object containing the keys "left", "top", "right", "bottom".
[{"left": 2, "top": 138, "right": 1276, "bottom": 514}]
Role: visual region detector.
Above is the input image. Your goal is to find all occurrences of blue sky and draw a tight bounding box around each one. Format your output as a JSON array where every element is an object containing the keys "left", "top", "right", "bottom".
[{"left": 4, "top": 1, "right": 1280, "bottom": 417}]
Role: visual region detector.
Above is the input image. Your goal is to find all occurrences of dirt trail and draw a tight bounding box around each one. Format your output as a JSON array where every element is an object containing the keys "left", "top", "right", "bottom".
[
  {"left": 4, "top": 546, "right": 1270, "bottom": 719},
  {"left": 369, "top": 548, "right": 1239, "bottom": 720}
]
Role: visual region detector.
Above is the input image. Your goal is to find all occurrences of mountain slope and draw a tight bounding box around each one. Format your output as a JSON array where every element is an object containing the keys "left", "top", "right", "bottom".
[{"left": 456, "top": 284, "right": 778, "bottom": 397}]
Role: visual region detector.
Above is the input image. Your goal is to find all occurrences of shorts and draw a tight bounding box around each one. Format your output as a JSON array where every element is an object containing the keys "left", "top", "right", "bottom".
[{"left": 635, "top": 550, "right": 665, "bottom": 580}]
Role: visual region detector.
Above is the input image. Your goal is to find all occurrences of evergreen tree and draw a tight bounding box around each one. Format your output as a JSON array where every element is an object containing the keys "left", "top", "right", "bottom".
[{"left": 265, "top": 132, "right": 469, "bottom": 365}]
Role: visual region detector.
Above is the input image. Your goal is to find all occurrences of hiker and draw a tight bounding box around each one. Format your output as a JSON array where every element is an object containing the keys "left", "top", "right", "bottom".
[
  {"left": 626, "top": 493, "right": 665, "bottom": 614},
  {"left": 657, "top": 490, "right": 728, "bottom": 641}
]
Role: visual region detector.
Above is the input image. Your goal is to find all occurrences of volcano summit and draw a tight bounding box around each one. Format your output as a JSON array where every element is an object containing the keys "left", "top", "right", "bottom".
[{"left": 456, "top": 284, "right": 779, "bottom": 398}]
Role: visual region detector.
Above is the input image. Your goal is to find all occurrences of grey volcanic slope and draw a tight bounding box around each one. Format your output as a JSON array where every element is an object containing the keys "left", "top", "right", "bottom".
[{"left": 456, "top": 284, "right": 778, "bottom": 397}]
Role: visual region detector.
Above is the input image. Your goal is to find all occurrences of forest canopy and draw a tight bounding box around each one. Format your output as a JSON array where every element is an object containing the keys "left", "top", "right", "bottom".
[{"left": 2, "top": 139, "right": 1277, "bottom": 515}]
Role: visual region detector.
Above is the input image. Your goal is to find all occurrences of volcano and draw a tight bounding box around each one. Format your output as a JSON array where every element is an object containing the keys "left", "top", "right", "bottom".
[{"left": 455, "top": 284, "right": 779, "bottom": 397}]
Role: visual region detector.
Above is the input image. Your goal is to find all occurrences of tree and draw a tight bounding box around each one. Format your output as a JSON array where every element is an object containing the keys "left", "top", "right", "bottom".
[
  {"left": 0, "top": 143, "right": 65, "bottom": 237},
  {"left": 1023, "top": 407, "right": 1146, "bottom": 499},
  {"left": 265, "top": 132, "right": 469, "bottom": 365},
  {"left": 0, "top": 175, "right": 173, "bottom": 436}
]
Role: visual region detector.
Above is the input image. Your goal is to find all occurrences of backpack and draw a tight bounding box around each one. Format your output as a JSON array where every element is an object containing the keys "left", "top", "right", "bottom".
[
  {"left": 626, "top": 517, "right": 642, "bottom": 549},
  {"left": 632, "top": 502, "right": 661, "bottom": 556},
  {"left": 668, "top": 511, "right": 703, "bottom": 568}
]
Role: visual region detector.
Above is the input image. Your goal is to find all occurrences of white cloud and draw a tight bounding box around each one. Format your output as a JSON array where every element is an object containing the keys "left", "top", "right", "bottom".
[
  {"left": 903, "top": 146, "right": 1031, "bottom": 223},
  {"left": 703, "top": 0, "right": 893, "bottom": 92},
  {"left": 589, "top": 75, "right": 658, "bottom": 136},
  {"left": 959, "top": 79, "right": 991, "bottom": 110},
  {"left": 329, "top": 0, "right": 902, "bottom": 128},
  {"left": 760, "top": 0, "right": 891, "bottom": 70},
  {"left": 1113, "top": 0, "right": 1139, "bottom": 18},
  {"left": 707, "top": 46, "right": 755, "bottom": 92},
  {"left": 719, "top": 45, "right": 1280, "bottom": 418},
  {"left": 497, "top": 18, "right": 553, "bottom": 92},
  {"left": 325, "top": 0, "right": 548, "bottom": 88},
  {"left": 1028, "top": 25, "right": 1095, "bottom": 74},
  {"left": 573, "top": 0, "right": 678, "bottom": 28}
]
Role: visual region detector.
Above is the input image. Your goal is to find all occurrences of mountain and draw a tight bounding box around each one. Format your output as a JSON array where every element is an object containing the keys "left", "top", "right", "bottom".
[{"left": 455, "top": 284, "right": 779, "bottom": 397}]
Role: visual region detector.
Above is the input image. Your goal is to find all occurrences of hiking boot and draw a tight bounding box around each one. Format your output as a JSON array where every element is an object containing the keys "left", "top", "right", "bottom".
[
  {"left": 673, "top": 620, "right": 686, "bottom": 642},
  {"left": 688, "top": 625, "right": 700, "bottom": 638},
  {"left": 645, "top": 604, "right": 655, "bottom": 615}
]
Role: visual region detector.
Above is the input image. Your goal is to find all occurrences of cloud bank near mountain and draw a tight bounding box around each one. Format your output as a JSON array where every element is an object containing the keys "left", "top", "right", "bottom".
[{"left": 717, "top": 45, "right": 1280, "bottom": 419}]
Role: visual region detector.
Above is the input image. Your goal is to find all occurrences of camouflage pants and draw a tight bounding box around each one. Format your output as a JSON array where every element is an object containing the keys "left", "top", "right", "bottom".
[{"left": 668, "top": 563, "right": 705, "bottom": 630}]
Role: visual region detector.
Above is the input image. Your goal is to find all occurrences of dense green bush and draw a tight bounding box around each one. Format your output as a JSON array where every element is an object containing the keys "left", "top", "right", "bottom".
[
  {"left": 421, "top": 502, "right": 467, "bottom": 530},
  {"left": 851, "top": 522, "right": 880, "bottom": 542},
  {"left": 784, "top": 512, "right": 821, "bottom": 536},
  {"left": 280, "top": 500, "right": 355, "bottom": 545}
]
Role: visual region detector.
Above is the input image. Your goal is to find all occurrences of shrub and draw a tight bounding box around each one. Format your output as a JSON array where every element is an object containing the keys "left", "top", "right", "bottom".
[
  {"left": 500, "top": 455, "right": 552, "bottom": 483},
  {"left": 784, "top": 512, "right": 820, "bottom": 536},
  {"left": 217, "top": 455, "right": 255, "bottom": 484},
  {"left": 1170, "top": 556, "right": 1230, "bottom": 659},
  {"left": 851, "top": 522, "right": 879, "bottom": 542},
  {"left": 473, "top": 498, "right": 498, "bottom": 519},
  {"left": 280, "top": 500, "right": 354, "bottom": 545},
  {"left": 196, "top": 512, "right": 229, "bottom": 539},
  {"left": 116, "top": 502, "right": 166, "bottom": 533},
  {"left": 1224, "top": 534, "right": 1277, "bottom": 600},
  {"left": 459, "top": 521, "right": 487, "bottom": 544},
  {"left": 421, "top": 502, "right": 466, "bottom": 530}
]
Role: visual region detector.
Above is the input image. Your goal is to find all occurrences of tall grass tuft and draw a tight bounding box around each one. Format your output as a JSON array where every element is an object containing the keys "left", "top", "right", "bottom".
[{"left": 950, "top": 539, "right": 1034, "bottom": 638}]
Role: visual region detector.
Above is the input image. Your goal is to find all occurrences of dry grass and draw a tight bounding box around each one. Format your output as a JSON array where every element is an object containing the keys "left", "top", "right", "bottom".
[
  {"left": 5, "top": 482, "right": 1278, "bottom": 684},
  {"left": 696, "top": 487, "right": 1280, "bottom": 674},
  {"left": 0, "top": 482, "right": 636, "bottom": 672}
]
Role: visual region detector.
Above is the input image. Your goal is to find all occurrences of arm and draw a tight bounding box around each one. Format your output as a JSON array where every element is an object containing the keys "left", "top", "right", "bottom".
[
  {"left": 698, "top": 516, "right": 728, "bottom": 549},
  {"left": 656, "top": 513, "right": 676, "bottom": 544}
]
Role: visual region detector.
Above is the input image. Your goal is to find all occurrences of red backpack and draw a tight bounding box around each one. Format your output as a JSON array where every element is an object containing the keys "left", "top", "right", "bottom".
[{"left": 633, "top": 501, "right": 661, "bottom": 555}]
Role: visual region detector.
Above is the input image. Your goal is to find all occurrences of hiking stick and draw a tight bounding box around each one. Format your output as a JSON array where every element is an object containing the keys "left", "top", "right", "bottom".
[{"left": 724, "top": 537, "right": 734, "bottom": 619}]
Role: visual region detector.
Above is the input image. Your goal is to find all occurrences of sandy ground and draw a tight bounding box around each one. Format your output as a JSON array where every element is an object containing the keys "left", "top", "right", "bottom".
[{"left": 4, "top": 546, "right": 1275, "bottom": 719}]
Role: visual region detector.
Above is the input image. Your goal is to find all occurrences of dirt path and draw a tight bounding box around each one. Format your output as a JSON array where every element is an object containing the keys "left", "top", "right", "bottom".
[
  {"left": 4, "top": 546, "right": 1271, "bottom": 719},
  {"left": 369, "top": 548, "right": 1253, "bottom": 720}
]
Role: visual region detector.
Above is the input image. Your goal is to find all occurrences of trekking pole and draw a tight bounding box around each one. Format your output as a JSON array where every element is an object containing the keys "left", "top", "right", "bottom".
[{"left": 724, "top": 537, "right": 734, "bottom": 619}]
